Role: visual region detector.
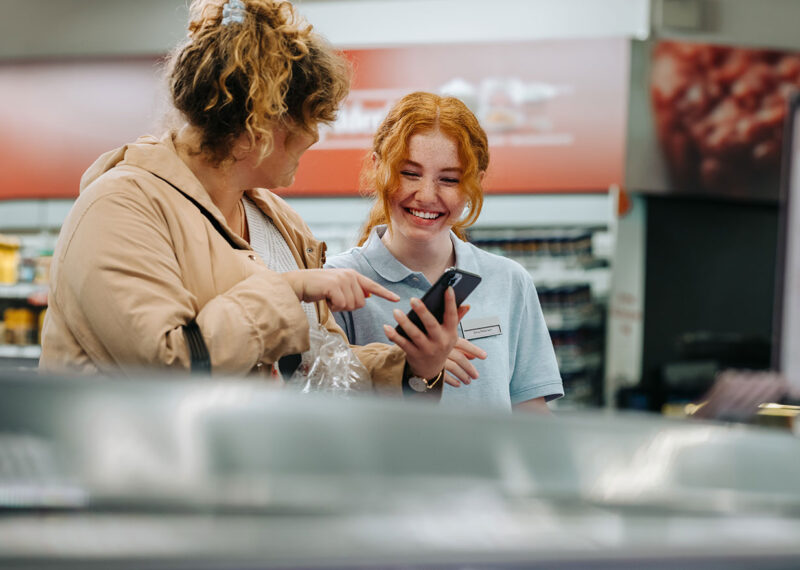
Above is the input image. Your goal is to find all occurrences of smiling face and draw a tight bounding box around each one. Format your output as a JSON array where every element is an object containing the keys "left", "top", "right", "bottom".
[{"left": 386, "top": 129, "right": 467, "bottom": 247}]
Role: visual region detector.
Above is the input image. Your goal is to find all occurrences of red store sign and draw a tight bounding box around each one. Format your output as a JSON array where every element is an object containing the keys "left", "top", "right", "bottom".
[{"left": 0, "top": 39, "right": 627, "bottom": 199}]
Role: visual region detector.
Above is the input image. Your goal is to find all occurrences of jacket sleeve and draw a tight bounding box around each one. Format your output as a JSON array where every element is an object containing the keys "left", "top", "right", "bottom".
[{"left": 51, "top": 188, "right": 310, "bottom": 375}]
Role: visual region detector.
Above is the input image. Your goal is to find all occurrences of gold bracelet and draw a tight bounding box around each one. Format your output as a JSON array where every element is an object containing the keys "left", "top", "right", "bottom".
[
  {"left": 427, "top": 369, "right": 445, "bottom": 389},
  {"left": 406, "top": 367, "right": 446, "bottom": 393}
]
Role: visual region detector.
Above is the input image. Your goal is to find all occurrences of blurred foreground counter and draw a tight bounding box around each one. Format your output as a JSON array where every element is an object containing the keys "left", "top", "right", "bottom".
[{"left": 1, "top": 372, "right": 800, "bottom": 569}]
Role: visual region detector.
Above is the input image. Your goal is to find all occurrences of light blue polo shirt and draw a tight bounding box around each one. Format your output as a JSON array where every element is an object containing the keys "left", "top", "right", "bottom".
[{"left": 325, "top": 225, "right": 563, "bottom": 411}]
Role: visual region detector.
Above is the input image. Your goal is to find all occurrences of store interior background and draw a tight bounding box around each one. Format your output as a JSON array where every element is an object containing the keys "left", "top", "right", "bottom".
[{"left": 1, "top": 0, "right": 799, "bottom": 416}]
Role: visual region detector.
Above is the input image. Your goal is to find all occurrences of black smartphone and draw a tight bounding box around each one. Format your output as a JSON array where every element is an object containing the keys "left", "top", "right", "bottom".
[{"left": 395, "top": 267, "right": 482, "bottom": 339}]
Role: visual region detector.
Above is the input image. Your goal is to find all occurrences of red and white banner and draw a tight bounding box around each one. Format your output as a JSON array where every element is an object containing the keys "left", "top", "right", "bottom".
[
  {"left": 0, "top": 39, "right": 628, "bottom": 199},
  {"left": 291, "top": 39, "right": 628, "bottom": 195}
]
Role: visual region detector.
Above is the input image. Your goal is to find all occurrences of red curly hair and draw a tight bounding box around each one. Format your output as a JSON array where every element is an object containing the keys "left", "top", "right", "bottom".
[{"left": 357, "top": 91, "right": 489, "bottom": 245}]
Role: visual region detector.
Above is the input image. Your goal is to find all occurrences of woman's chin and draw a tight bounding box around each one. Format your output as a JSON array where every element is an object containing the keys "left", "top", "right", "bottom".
[
  {"left": 267, "top": 174, "right": 296, "bottom": 190},
  {"left": 400, "top": 219, "right": 451, "bottom": 241}
]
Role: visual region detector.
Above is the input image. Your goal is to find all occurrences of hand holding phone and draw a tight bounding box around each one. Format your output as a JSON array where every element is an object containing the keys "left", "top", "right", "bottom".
[{"left": 395, "top": 268, "right": 481, "bottom": 339}]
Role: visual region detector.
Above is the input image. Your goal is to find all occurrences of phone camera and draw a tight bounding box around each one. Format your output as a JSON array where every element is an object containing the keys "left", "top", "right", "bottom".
[{"left": 448, "top": 273, "right": 462, "bottom": 287}]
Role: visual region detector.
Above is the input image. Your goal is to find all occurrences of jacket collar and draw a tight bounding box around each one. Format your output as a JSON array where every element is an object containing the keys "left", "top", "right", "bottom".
[
  {"left": 123, "top": 134, "right": 323, "bottom": 258},
  {"left": 362, "top": 225, "right": 479, "bottom": 283},
  {"left": 121, "top": 134, "right": 215, "bottom": 209},
  {"left": 107, "top": 134, "right": 254, "bottom": 249},
  {"left": 84, "top": 133, "right": 323, "bottom": 266}
]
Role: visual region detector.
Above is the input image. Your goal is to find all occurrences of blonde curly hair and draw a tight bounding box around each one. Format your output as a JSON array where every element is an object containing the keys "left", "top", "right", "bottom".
[
  {"left": 167, "top": 0, "right": 350, "bottom": 165},
  {"left": 357, "top": 92, "right": 489, "bottom": 245}
]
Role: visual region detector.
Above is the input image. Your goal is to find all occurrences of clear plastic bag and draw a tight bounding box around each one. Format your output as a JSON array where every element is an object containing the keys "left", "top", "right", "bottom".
[{"left": 287, "top": 324, "right": 370, "bottom": 395}]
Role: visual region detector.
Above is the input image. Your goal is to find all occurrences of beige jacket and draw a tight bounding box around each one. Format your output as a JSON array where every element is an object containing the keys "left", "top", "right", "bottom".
[{"left": 40, "top": 134, "right": 407, "bottom": 395}]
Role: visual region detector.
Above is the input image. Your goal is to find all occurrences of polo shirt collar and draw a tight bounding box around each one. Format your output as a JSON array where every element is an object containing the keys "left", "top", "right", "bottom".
[
  {"left": 362, "top": 225, "right": 481, "bottom": 283},
  {"left": 361, "top": 226, "right": 414, "bottom": 283},
  {"left": 451, "top": 229, "right": 481, "bottom": 274}
]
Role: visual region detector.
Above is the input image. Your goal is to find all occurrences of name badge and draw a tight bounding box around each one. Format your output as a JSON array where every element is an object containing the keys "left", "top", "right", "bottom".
[{"left": 461, "top": 316, "right": 502, "bottom": 340}]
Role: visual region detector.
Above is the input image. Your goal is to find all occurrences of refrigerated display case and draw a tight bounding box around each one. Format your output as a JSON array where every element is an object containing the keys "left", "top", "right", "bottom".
[{"left": 1, "top": 372, "right": 800, "bottom": 568}]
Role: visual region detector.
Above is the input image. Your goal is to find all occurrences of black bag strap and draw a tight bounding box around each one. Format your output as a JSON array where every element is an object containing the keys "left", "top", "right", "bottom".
[
  {"left": 277, "top": 352, "right": 302, "bottom": 381},
  {"left": 182, "top": 320, "right": 211, "bottom": 375},
  {"left": 149, "top": 170, "right": 300, "bottom": 377},
  {"left": 150, "top": 172, "right": 246, "bottom": 250}
]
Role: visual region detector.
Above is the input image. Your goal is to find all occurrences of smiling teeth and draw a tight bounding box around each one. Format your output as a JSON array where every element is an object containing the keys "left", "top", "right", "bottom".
[{"left": 410, "top": 209, "right": 440, "bottom": 220}]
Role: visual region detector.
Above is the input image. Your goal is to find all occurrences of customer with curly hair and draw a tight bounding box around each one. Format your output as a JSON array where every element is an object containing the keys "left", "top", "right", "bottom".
[{"left": 40, "top": 0, "right": 465, "bottom": 397}]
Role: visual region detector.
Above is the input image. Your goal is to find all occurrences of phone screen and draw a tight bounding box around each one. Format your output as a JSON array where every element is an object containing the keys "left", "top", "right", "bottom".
[{"left": 395, "top": 268, "right": 481, "bottom": 339}]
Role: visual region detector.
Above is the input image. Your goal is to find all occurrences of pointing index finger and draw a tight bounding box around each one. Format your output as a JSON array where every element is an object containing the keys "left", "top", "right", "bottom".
[{"left": 357, "top": 274, "right": 400, "bottom": 302}]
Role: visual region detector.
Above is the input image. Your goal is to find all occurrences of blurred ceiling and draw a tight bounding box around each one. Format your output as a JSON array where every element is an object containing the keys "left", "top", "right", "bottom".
[{"left": 2, "top": 0, "right": 800, "bottom": 61}]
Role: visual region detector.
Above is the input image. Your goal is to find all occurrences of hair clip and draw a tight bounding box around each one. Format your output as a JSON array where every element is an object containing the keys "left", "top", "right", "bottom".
[{"left": 221, "top": 0, "right": 247, "bottom": 26}]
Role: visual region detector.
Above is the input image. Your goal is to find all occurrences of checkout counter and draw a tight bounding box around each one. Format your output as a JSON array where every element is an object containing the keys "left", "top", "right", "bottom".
[{"left": 1, "top": 371, "right": 800, "bottom": 568}]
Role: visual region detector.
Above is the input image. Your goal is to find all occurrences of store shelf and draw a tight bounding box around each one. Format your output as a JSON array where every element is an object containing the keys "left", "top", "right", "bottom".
[
  {"left": 0, "top": 283, "right": 47, "bottom": 300},
  {"left": 543, "top": 305, "right": 603, "bottom": 330},
  {"left": 0, "top": 345, "right": 41, "bottom": 359},
  {"left": 467, "top": 223, "right": 612, "bottom": 408},
  {"left": 556, "top": 351, "right": 603, "bottom": 374}
]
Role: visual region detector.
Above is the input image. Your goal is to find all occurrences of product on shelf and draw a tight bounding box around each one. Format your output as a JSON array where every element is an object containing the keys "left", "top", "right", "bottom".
[
  {"left": 3, "top": 307, "right": 36, "bottom": 346},
  {"left": 38, "top": 308, "right": 46, "bottom": 345},
  {"left": 34, "top": 252, "right": 53, "bottom": 285},
  {"left": 18, "top": 258, "right": 36, "bottom": 283},
  {"left": 538, "top": 283, "right": 592, "bottom": 311},
  {"left": 467, "top": 228, "right": 596, "bottom": 267},
  {"left": 0, "top": 237, "right": 51, "bottom": 359},
  {"left": 0, "top": 235, "right": 21, "bottom": 285},
  {"left": 467, "top": 226, "right": 610, "bottom": 408},
  {"left": 555, "top": 370, "right": 596, "bottom": 408}
]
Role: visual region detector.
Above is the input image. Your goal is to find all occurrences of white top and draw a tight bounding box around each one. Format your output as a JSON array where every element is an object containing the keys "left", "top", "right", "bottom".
[{"left": 243, "top": 196, "right": 316, "bottom": 326}]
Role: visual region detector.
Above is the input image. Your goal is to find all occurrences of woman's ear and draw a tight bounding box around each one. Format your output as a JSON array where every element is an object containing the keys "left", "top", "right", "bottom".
[
  {"left": 371, "top": 151, "right": 379, "bottom": 165},
  {"left": 232, "top": 132, "right": 261, "bottom": 162},
  {"left": 478, "top": 171, "right": 486, "bottom": 184},
  {"left": 231, "top": 138, "right": 252, "bottom": 162}
]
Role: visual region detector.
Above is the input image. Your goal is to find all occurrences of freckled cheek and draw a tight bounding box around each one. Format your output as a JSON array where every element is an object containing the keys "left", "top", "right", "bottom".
[
  {"left": 392, "top": 186, "right": 417, "bottom": 207},
  {"left": 397, "top": 180, "right": 418, "bottom": 194},
  {"left": 445, "top": 190, "right": 468, "bottom": 216},
  {"left": 388, "top": 198, "right": 406, "bottom": 218}
]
